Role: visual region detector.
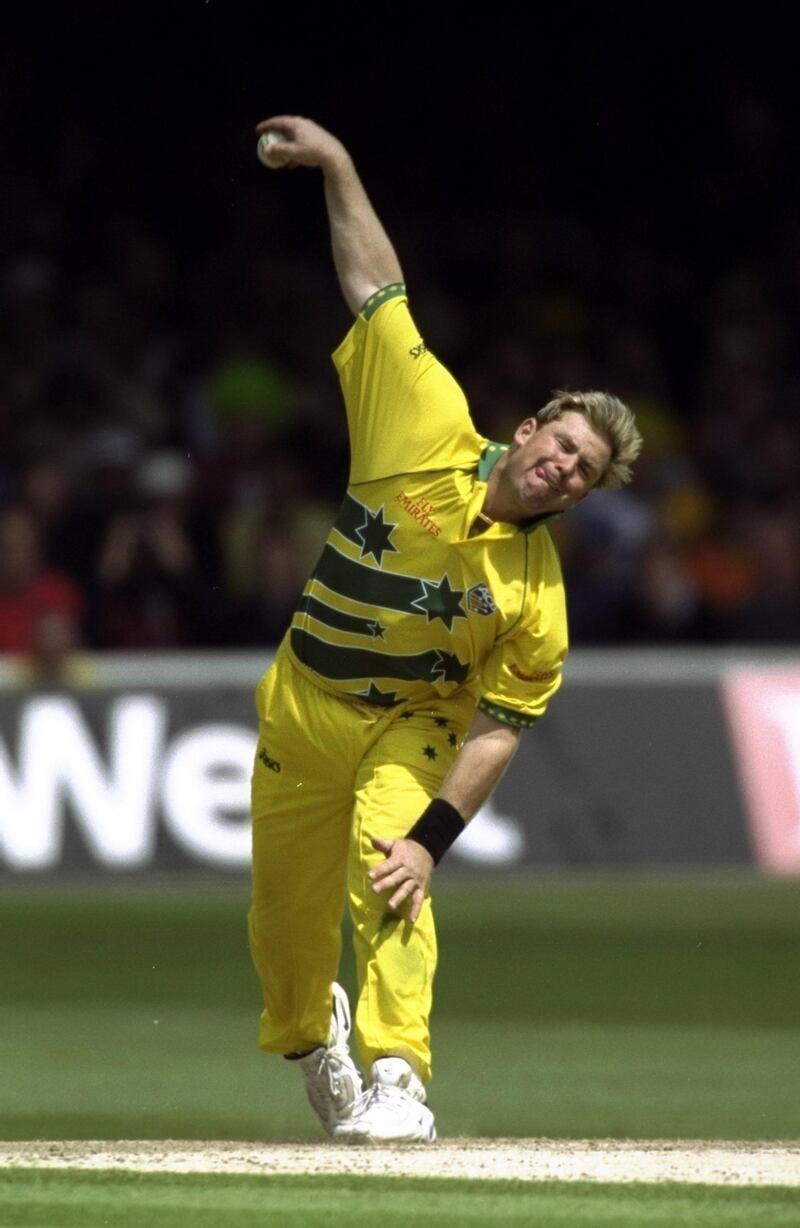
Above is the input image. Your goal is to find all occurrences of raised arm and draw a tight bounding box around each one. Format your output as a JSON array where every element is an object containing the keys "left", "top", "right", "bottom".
[{"left": 255, "top": 115, "right": 403, "bottom": 316}]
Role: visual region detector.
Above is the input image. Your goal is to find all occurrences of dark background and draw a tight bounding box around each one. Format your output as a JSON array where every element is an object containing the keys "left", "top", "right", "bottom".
[{"left": 2, "top": 6, "right": 799, "bottom": 656}]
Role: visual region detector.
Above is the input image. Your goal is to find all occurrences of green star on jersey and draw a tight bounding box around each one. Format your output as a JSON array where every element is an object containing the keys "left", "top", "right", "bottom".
[
  {"left": 429, "top": 649, "right": 468, "bottom": 685},
  {"left": 354, "top": 681, "right": 400, "bottom": 707},
  {"left": 355, "top": 506, "right": 398, "bottom": 566},
  {"left": 411, "top": 574, "right": 466, "bottom": 630}
]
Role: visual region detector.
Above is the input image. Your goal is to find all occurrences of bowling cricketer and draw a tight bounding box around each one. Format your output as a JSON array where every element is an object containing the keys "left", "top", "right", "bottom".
[{"left": 247, "top": 114, "right": 642, "bottom": 1143}]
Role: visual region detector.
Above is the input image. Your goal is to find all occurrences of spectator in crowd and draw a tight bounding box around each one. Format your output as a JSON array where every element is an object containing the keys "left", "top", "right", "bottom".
[
  {"left": 0, "top": 504, "right": 85, "bottom": 659},
  {"left": 88, "top": 451, "right": 223, "bottom": 648}
]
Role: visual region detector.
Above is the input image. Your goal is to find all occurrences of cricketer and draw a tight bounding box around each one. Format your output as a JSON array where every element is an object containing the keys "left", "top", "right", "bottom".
[{"left": 247, "top": 115, "right": 642, "bottom": 1143}]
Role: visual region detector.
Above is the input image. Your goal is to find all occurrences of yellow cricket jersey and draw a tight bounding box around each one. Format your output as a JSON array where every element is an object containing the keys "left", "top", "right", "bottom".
[{"left": 284, "top": 284, "right": 568, "bottom": 728}]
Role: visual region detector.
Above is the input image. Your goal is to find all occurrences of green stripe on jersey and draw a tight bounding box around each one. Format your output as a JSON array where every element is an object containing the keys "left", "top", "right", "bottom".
[
  {"left": 313, "top": 543, "right": 424, "bottom": 613},
  {"left": 311, "top": 544, "right": 466, "bottom": 631},
  {"left": 296, "top": 594, "right": 386, "bottom": 639},
  {"left": 478, "top": 697, "right": 539, "bottom": 729},
  {"left": 290, "top": 628, "right": 470, "bottom": 688},
  {"left": 360, "top": 282, "right": 407, "bottom": 320}
]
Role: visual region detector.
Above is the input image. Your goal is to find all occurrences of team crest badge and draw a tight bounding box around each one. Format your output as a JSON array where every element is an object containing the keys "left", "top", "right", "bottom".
[{"left": 467, "top": 583, "right": 496, "bottom": 616}]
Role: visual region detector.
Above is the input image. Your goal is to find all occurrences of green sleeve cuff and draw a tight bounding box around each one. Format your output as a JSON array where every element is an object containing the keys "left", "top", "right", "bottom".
[
  {"left": 360, "top": 282, "right": 407, "bottom": 320},
  {"left": 478, "top": 698, "right": 539, "bottom": 729}
]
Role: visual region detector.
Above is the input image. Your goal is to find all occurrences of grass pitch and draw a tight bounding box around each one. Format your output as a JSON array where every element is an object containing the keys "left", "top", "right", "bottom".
[
  {"left": 2, "top": 874, "right": 799, "bottom": 1225},
  {"left": 3, "top": 1170, "right": 800, "bottom": 1228},
  {"left": 2, "top": 872, "right": 799, "bottom": 1142}
]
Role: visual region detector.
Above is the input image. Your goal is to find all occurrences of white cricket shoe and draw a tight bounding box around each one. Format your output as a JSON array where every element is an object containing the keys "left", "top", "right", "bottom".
[
  {"left": 297, "top": 983, "right": 363, "bottom": 1135},
  {"left": 333, "top": 1056, "right": 436, "bottom": 1144}
]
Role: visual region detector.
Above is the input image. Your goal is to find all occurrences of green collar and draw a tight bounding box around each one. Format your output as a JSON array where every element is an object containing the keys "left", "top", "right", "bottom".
[
  {"left": 477, "top": 441, "right": 562, "bottom": 534},
  {"left": 478, "top": 441, "right": 507, "bottom": 482}
]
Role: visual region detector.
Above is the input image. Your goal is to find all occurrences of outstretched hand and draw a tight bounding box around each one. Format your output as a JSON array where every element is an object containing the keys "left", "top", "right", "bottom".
[
  {"left": 368, "top": 836, "right": 434, "bottom": 925},
  {"left": 254, "top": 115, "right": 347, "bottom": 172}
]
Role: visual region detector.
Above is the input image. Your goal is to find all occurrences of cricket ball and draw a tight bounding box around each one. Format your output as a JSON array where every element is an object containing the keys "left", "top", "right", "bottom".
[{"left": 257, "top": 130, "right": 290, "bottom": 170}]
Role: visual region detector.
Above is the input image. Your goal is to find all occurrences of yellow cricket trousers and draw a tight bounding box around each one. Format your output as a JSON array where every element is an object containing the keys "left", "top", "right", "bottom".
[{"left": 248, "top": 644, "right": 474, "bottom": 1083}]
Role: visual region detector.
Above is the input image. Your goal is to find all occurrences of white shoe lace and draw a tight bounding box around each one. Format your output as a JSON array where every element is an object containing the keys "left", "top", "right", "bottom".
[
  {"left": 336, "top": 1080, "right": 435, "bottom": 1143},
  {"left": 348, "top": 1080, "right": 424, "bottom": 1120},
  {"left": 347, "top": 1084, "right": 381, "bottom": 1117},
  {"left": 302, "top": 1041, "right": 362, "bottom": 1128}
]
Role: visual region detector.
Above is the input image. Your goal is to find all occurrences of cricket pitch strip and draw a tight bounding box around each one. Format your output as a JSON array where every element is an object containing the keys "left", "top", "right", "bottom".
[{"left": 1, "top": 1139, "right": 798, "bottom": 1185}]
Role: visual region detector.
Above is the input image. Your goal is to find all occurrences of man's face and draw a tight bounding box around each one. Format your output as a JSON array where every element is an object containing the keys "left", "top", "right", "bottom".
[{"left": 501, "top": 411, "right": 612, "bottom": 518}]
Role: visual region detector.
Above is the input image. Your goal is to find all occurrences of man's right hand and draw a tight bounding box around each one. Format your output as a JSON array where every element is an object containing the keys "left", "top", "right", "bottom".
[
  {"left": 254, "top": 115, "right": 347, "bottom": 174},
  {"left": 368, "top": 835, "right": 434, "bottom": 925}
]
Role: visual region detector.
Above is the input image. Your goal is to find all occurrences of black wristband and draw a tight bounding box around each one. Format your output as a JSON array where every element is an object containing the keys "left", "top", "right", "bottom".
[{"left": 405, "top": 798, "right": 465, "bottom": 866}]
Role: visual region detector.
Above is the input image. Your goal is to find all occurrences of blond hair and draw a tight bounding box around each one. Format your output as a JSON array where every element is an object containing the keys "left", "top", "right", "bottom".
[{"left": 536, "top": 390, "right": 642, "bottom": 490}]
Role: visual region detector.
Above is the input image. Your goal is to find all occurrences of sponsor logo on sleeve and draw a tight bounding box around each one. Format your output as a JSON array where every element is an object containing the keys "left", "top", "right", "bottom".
[
  {"left": 509, "top": 663, "right": 558, "bottom": 684},
  {"left": 258, "top": 746, "right": 281, "bottom": 773}
]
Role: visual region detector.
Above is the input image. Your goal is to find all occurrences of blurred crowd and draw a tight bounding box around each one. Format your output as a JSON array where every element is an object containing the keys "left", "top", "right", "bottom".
[{"left": 1, "top": 45, "right": 799, "bottom": 681}]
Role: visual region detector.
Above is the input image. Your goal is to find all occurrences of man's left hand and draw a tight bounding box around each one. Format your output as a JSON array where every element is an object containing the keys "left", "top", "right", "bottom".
[{"left": 368, "top": 836, "right": 434, "bottom": 924}]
